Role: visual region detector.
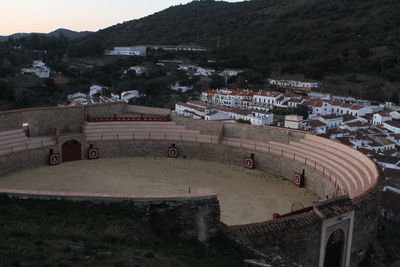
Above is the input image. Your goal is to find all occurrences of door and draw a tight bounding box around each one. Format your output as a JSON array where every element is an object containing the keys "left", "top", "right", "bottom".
[
  {"left": 324, "top": 229, "right": 345, "bottom": 267},
  {"left": 62, "top": 140, "right": 81, "bottom": 162}
]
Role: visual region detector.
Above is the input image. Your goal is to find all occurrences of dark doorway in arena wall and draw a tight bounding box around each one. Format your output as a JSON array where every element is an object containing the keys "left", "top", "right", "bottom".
[
  {"left": 324, "top": 229, "right": 345, "bottom": 267},
  {"left": 62, "top": 140, "right": 81, "bottom": 162}
]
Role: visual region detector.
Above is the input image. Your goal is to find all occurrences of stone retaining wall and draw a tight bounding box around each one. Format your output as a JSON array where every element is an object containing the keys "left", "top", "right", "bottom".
[{"left": 0, "top": 188, "right": 219, "bottom": 242}]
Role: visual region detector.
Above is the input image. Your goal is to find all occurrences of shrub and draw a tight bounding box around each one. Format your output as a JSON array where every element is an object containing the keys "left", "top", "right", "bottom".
[{"left": 100, "top": 224, "right": 127, "bottom": 243}]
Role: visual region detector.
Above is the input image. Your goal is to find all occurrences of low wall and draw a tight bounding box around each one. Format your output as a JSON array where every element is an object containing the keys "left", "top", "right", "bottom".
[{"left": 0, "top": 147, "right": 52, "bottom": 177}]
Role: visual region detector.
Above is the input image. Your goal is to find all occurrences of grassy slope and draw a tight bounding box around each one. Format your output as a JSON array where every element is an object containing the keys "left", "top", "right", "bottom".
[{"left": 0, "top": 196, "right": 242, "bottom": 267}]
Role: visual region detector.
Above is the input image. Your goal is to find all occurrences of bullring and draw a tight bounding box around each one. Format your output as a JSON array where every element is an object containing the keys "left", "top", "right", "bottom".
[{"left": 0, "top": 102, "right": 381, "bottom": 267}]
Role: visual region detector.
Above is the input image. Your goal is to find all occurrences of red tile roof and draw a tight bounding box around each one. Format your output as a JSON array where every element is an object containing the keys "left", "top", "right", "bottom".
[{"left": 309, "top": 120, "right": 327, "bottom": 127}]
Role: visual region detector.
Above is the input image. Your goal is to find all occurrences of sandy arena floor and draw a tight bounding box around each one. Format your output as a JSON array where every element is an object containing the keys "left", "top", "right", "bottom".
[{"left": 0, "top": 157, "right": 318, "bottom": 225}]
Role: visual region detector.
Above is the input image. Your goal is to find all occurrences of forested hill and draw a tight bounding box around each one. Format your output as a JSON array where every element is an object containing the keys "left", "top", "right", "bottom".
[{"left": 70, "top": 0, "right": 400, "bottom": 81}]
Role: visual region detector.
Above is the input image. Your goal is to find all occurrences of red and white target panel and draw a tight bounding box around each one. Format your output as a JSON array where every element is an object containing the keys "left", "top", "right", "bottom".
[
  {"left": 244, "top": 157, "right": 254, "bottom": 169},
  {"left": 168, "top": 147, "right": 178, "bottom": 158},
  {"left": 88, "top": 148, "right": 98, "bottom": 160},
  {"left": 294, "top": 172, "right": 305, "bottom": 187},
  {"left": 49, "top": 153, "right": 60, "bottom": 166}
]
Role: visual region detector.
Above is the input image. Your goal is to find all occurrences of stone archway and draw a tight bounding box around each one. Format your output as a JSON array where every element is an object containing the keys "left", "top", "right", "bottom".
[
  {"left": 62, "top": 140, "right": 81, "bottom": 162},
  {"left": 324, "top": 229, "right": 345, "bottom": 267}
]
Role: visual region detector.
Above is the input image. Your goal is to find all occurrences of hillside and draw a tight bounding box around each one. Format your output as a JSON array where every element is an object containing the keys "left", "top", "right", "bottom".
[
  {"left": 0, "top": 28, "right": 92, "bottom": 42},
  {"left": 71, "top": 0, "right": 400, "bottom": 92}
]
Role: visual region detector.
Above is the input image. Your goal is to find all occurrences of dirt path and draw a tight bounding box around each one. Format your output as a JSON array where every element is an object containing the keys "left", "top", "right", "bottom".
[{"left": 0, "top": 157, "right": 318, "bottom": 225}]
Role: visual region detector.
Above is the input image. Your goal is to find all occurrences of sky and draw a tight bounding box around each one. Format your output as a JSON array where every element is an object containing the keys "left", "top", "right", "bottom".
[{"left": 0, "top": 0, "right": 243, "bottom": 36}]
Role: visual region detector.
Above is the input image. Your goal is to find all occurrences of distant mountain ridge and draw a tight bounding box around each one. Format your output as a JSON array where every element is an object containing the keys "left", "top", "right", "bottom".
[{"left": 0, "top": 28, "right": 92, "bottom": 42}]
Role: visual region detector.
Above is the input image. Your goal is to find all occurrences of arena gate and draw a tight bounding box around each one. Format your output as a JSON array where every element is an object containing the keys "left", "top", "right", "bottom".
[
  {"left": 62, "top": 140, "right": 81, "bottom": 162},
  {"left": 324, "top": 229, "right": 345, "bottom": 267}
]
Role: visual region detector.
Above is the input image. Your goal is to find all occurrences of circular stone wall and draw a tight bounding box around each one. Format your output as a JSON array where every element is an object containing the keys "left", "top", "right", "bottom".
[{"left": 0, "top": 157, "right": 318, "bottom": 225}]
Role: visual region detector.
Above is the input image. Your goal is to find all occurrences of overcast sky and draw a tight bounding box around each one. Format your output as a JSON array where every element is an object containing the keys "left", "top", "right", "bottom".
[{"left": 0, "top": 0, "right": 244, "bottom": 35}]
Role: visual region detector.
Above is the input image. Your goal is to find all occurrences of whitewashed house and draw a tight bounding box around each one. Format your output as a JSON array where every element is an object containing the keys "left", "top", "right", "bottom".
[
  {"left": 304, "top": 100, "right": 331, "bottom": 115},
  {"left": 21, "top": 60, "right": 50, "bottom": 78},
  {"left": 127, "top": 66, "right": 147, "bottom": 75},
  {"left": 287, "top": 98, "right": 306, "bottom": 108},
  {"left": 374, "top": 155, "right": 400, "bottom": 170},
  {"left": 205, "top": 111, "right": 230, "bottom": 121},
  {"left": 170, "top": 83, "right": 193, "bottom": 93},
  {"left": 111, "top": 93, "right": 120, "bottom": 100},
  {"left": 89, "top": 85, "right": 104, "bottom": 96},
  {"left": 268, "top": 79, "right": 319, "bottom": 90},
  {"left": 220, "top": 69, "right": 243, "bottom": 77},
  {"left": 196, "top": 67, "right": 216, "bottom": 76},
  {"left": 106, "top": 46, "right": 147, "bottom": 56},
  {"left": 383, "top": 120, "right": 400, "bottom": 134},
  {"left": 121, "top": 90, "right": 140, "bottom": 103},
  {"left": 178, "top": 64, "right": 198, "bottom": 72},
  {"left": 318, "top": 115, "right": 343, "bottom": 129},
  {"left": 284, "top": 115, "right": 303, "bottom": 129},
  {"left": 67, "top": 92, "right": 88, "bottom": 105},
  {"left": 373, "top": 113, "right": 392, "bottom": 125},
  {"left": 253, "top": 91, "right": 283, "bottom": 110}
]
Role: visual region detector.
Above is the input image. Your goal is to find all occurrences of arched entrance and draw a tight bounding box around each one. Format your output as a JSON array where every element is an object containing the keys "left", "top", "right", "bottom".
[
  {"left": 62, "top": 140, "right": 81, "bottom": 162},
  {"left": 324, "top": 229, "right": 345, "bottom": 267}
]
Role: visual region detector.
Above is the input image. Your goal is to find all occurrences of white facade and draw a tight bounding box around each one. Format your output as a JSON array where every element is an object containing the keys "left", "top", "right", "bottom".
[
  {"left": 205, "top": 111, "right": 230, "bottom": 121},
  {"left": 21, "top": 60, "right": 50, "bottom": 78},
  {"left": 89, "top": 85, "right": 104, "bottom": 96},
  {"left": 121, "top": 90, "right": 140, "bottom": 103},
  {"left": 373, "top": 113, "right": 392, "bottom": 125},
  {"left": 221, "top": 69, "right": 242, "bottom": 77},
  {"left": 67, "top": 92, "right": 88, "bottom": 105},
  {"left": 106, "top": 46, "right": 147, "bottom": 56},
  {"left": 196, "top": 67, "right": 216, "bottom": 76},
  {"left": 175, "top": 101, "right": 273, "bottom": 126},
  {"left": 178, "top": 64, "right": 198, "bottom": 71},
  {"left": 127, "top": 66, "right": 147, "bottom": 75},
  {"left": 170, "top": 83, "right": 193, "bottom": 93},
  {"left": 268, "top": 79, "right": 319, "bottom": 90},
  {"left": 32, "top": 60, "right": 46, "bottom": 68},
  {"left": 383, "top": 121, "right": 400, "bottom": 134},
  {"left": 285, "top": 115, "right": 303, "bottom": 129},
  {"left": 318, "top": 115, "right": 343, "bottom": 129}
]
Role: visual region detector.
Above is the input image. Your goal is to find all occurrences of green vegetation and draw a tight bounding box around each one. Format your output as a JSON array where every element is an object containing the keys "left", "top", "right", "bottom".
[
  {"left": 0, "top": 196, "right": 242, "bottom": 266},
  {"left": 73, "top": 0, "right": 400, "bottom": 80},
  {"left": 273, "top": 104, "right": 310, "bottom": 120}
]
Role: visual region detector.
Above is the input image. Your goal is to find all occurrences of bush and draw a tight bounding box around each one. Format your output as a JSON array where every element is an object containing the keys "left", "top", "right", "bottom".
[{"left": 99, "top": 224, "right": 127, "bottom": 243}]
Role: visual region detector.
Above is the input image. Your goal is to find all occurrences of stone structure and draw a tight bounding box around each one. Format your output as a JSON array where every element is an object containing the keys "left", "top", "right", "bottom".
[{"left": 0, "top": 102, "right": 383, "bottom": 267}]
